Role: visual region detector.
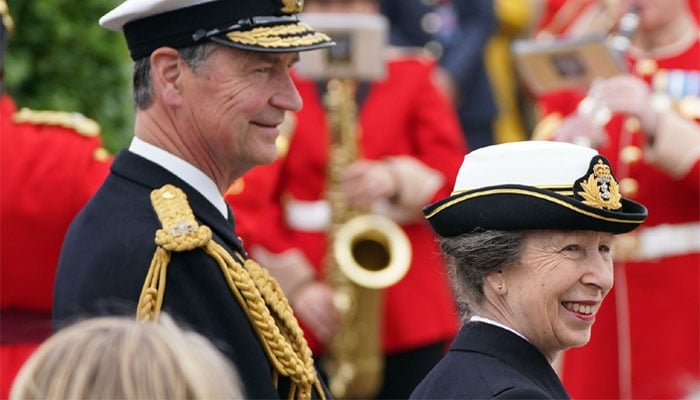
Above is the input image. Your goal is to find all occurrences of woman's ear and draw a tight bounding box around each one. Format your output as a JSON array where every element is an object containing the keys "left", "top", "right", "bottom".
[
  {"left": 484, "top": 270, "right": 506, "bottom": 295},
  {"left": 150, "top": 47, "right": 184, "bottom": 107}
]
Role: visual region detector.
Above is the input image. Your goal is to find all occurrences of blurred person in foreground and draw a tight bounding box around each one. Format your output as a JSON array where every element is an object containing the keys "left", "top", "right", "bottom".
[
  {"left": 410, "top": 140, "right": 647, "bottom": 399},
  {"left": 225, "top": 0, "right": 467, "bottom": 398},
  {"left": 10, "top": 313, "right": 243, "bottom": 400},
  {"left": 51, "top": 0, "right": 335, "bottom": 398},
  {"left": 533, "top": 0, "right": 700, "bottom": 397},
  {"left": 0, "top": 1, "right": 112, "bottom": 396}
]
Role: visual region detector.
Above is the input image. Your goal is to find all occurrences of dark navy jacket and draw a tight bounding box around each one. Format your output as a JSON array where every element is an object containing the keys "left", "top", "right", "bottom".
[
  {"left": 53, "top": 149, "right": 326, "bottom": 399},
  {"left": 410, "top": 322, "right": 570, "bottom": 399}
]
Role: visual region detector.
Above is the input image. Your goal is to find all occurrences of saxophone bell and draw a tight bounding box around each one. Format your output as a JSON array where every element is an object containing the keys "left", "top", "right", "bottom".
[{"left": 333, "top": 214, "right": 411, "bottom": 290}]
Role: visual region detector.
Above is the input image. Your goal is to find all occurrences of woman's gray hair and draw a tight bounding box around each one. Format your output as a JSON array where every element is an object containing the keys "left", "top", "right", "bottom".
[
  {"left": 439, "top": 230, "right": 524, "bottom": 319},
  {"left": 133, "top": 42, "right": 219, "bottom": 110}
]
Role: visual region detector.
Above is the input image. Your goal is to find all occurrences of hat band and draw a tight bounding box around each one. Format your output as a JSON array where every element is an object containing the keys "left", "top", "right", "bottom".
[
  {"left": 192, "top": 15, "right": 301, "bottom": 42},
  {"left": 426, "top": 187, "right": 642, "bottom": 225},
  {"left": 450, "top": 184, "right": 574, "bottom": 197}
]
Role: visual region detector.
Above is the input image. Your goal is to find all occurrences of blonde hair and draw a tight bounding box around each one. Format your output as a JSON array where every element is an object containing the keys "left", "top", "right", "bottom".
[{"left": 10, "top": 314, "right": 245, "bottom": 399}]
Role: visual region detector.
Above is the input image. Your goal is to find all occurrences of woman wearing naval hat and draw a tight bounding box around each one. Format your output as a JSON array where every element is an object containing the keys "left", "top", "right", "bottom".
[{"left": 410, "top": 140, "right": 647, "bottom": 399}]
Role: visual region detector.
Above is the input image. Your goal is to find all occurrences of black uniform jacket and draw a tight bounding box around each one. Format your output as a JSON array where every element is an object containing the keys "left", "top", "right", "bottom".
[
  {"left": 53, "top": 149, "right": 324, "bottom": 399},
  {"left": 410, "top": 322, "right": 570, "bottom": 399}
]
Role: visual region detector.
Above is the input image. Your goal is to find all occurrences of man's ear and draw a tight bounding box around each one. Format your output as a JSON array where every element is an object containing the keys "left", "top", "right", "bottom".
[{"left": 150, "top": 47, "right": 184, "bottom": 107}]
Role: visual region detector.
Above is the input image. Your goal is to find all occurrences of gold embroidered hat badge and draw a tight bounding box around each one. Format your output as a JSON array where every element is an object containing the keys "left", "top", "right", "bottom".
[
  {"left": 280, "top": 0, "right": 304, "bottom": 13},
  {"left": 576, "top": 156, "right": 622, "bottom": 210}
]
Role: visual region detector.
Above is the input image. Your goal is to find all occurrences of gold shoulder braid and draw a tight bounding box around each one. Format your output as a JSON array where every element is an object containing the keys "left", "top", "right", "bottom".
[
  {"left": 138, "top": 184, "right": 325, "bottom": 400},
  {"left": 12, "top": 107, "right": 101, "bottom": 137}
]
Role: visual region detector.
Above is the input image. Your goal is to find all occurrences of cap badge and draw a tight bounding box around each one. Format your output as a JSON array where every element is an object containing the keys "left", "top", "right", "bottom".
[
  {"left": 280, "top": 0, "right": 303, "bottom": 13},
  {"left": 577, "top": 157, "right": 622, "bottom": 210}
]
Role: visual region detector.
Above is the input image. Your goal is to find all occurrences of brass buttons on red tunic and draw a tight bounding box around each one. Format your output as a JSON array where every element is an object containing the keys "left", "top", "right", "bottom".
[
  {"left": 620, "top": 145, "right": 643, "bottom": 164},
  {"left": 636, "top": 58, "right": 658, "bottom": 77},
  {"left": 619, "top": 177, "right": 639, "bottom": 198}
]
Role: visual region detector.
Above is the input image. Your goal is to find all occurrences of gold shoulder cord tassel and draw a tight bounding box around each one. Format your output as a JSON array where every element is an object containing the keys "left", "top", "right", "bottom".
[{"left": 137, "top": 184, "right": 325, "bottom": 400}]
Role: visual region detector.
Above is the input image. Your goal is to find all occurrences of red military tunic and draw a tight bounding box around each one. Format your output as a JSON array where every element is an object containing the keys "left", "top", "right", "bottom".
[
  {"left": 227, "top": 57, "right": 466, "bottom": 356},
  {"left": 0, "top": 94, "right": 112, "bottom": 397},
  {"left": 535, "top": 0, "right": 700, "bottom": 37},
  {"left": 535, "top": 31, "right": 700, "bottom": 399}
]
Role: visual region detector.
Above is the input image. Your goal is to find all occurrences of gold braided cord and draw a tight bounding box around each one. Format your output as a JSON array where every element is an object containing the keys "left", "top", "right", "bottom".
[
  {"left": 137, "top": 185, "right": 325, "bottom": 400},
  {"left": 136, "top": 247, "right": 169, "bottom": 321},
  {"left": 206, "top": 244, "right": 325, "bottom": 400},
  {"left": 242, "top": 254, "right": 324, "bottom": 398}
]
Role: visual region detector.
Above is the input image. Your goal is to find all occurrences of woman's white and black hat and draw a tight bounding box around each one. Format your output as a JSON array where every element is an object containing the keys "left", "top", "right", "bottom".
[
  {"left": 100, "top": 0, "right": 335, "bottom": 60},
  {"left": 424, "top": 141, "right": 648, "bottom": 237}
]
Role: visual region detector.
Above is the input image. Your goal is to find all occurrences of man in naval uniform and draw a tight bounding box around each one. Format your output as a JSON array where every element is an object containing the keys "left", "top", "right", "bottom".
[{"left": 52, "top": 1, "right": 335, "bottom": 399}]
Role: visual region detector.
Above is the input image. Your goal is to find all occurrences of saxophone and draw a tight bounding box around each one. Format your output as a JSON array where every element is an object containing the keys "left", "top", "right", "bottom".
[{"left": 321, "top": 78, "right": 411, "bottom": 399}]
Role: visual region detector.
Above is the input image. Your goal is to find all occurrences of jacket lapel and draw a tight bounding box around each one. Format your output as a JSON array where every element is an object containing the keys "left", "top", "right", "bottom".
[{"left": 452, "top": 322, "right": 570, "bottom": 398}]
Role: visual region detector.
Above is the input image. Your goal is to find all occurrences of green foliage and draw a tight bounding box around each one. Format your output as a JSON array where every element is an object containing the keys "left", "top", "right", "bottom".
[{"left": 5, "top": 0, "right": 133, "bottom": 153}]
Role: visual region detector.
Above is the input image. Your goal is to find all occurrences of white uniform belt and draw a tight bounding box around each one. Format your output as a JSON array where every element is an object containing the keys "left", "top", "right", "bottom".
[
  {"left": 284, "top": 198, "right": 415, "bottom": 232},
  {"left": 285, "top": 199, "right": 331, "bottom": 232},
  {"left": 625, "top": 222, "right": 700, "bottom": 261}
]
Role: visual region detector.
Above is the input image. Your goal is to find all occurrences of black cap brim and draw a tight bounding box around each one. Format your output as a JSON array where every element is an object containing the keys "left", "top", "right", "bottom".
[{"left": 424, "top": 184, "right": 648, "bottom": 237}]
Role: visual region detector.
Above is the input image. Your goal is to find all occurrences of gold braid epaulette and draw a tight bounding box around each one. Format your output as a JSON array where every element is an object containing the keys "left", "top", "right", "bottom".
[
  {"left": 12, "top": 107, "right": 101, "bottom": 137},
  {"left": 139, "top": 184, "right": 325, "bottom": 400}
]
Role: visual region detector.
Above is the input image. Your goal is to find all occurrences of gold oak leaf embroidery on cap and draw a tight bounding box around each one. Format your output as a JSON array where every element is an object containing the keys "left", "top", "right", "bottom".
[
  {"left": 577, "top": 158, "right": 622, "bottom": 210},
  {"left": 281, "top": 0, "right": 303, "bottom": 13}
]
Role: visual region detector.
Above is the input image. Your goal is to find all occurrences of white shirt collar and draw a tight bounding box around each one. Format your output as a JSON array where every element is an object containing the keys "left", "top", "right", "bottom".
[
  {"left": 469, "top": 315, "right": 530, "bottom": 343},
  {"left": 129, "top": 136, "right": 228, "bottom": 218}
]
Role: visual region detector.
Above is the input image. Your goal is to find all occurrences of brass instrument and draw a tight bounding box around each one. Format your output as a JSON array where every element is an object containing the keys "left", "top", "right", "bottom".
[{"left": 322, "top": 78, "right": 411, "bottom": 399}]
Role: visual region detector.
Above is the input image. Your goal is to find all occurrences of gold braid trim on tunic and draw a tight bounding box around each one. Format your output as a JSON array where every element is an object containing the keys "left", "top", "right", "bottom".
[{"left": 137, "top": 184, "right": 325, "bottom": 400}]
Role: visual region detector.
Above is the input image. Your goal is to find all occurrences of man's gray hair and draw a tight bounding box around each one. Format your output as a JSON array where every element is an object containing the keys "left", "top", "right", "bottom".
[
  {"left": 439, "top": 230, "right": 524, "bottom": 319},
  {"left": 132, "top": 43, "right": 219, "bottom": 110}
]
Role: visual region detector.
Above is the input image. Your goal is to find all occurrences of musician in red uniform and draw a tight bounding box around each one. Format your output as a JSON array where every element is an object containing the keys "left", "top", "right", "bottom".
[
  {"left": 0, "top": 2, "right": 112, "bottom": 395},
  {"left": 533, "top": 0, "right": 700, "bottom": 397},
  {"left": 226, "top": 2, "right": 467, "bottom": 398}
]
